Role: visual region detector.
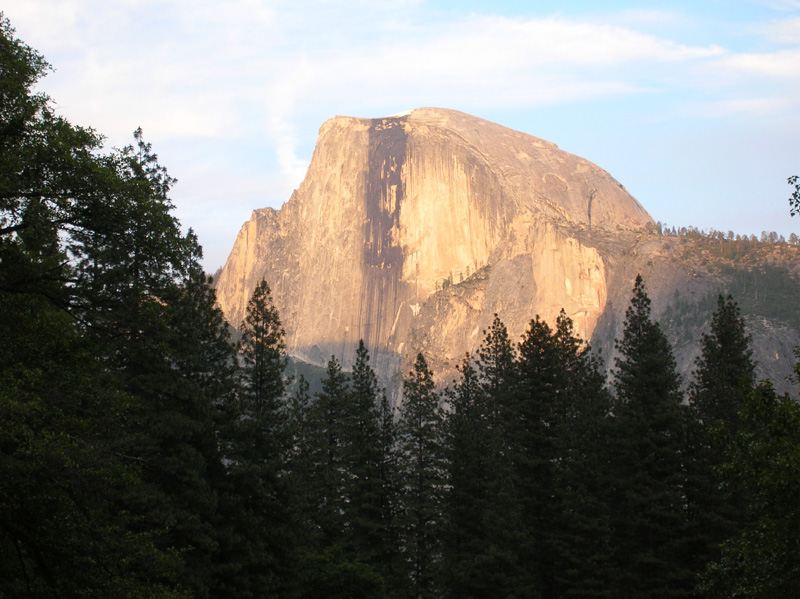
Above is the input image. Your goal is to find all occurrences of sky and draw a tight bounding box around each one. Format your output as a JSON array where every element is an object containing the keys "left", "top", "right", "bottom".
[{"left": 3, "top": 0, "right": 800, "bottom": 270}]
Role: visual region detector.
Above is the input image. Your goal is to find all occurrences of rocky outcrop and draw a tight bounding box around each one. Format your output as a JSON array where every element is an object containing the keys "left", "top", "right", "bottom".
[
  {"left": 215, "top": 108, "right": 651, "bottom": 373},
  {"left": 215, "top": 108, "right": 800, "bottom": 391}
]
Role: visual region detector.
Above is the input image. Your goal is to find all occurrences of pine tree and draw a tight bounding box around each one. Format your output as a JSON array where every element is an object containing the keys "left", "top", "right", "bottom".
[
  {"left": 690, "top": 294, "right": 755, "bottom": 426},
  {"left": 0, "top": 17, "right": 225, "bottom": 596},
  {"left": 397, "top": 354, "right": 446, "bottom": 599},
  {"left": 442, "top": 355, "right": 485, "bottom": 595},
  {"left": 514, "top": 315, "right": 568, "bottom": 598},
  {"left": 475, "top": 316, "right": 518, "bottom": 534},
  {"left": 609, "top": 274, "right": 692, "bottom": 598},
  {"left": 96, "top": 146, "right": 224, "bottom": 598},
  {"left": 701, "top": 379, "right": 800, "bottom": 598},
  {"left": 239, "top": 280, "right": 287, "bottom": 412},
  {"left": 330, "top": 340, "right": 406, "bottom": 594},
  {"left": 283, "top": 373, "right": 325, "bottom": 593},
  {"left": 376, "top": 384, "right": 402, "bottom": 593},
  {"left": 477, "top": 314, "right": 517, "bottom": 406},
  {"left": 685, "top": 294, "right": 756, "bottom": 589},
  {"left": 308, "top": 356, "right": 352, "bottom": 545},
  {"left": 157, "top": 261, "right": 249, "bottom": 596},
  {"left": 546, "top": 311, "right": 614, "bottom": 598},
  {"left": 442, "top": 350, "right": 522, "bottom": 599},
  {"left": 286, "top": 373, "right": 315, "bottom": 513},
  {"left": 299, "top": 354, "right": 391, "bottom": 597},
  {"left": 440, "top": 315, "right": 525, "bottom": 598},
  {"left": 513, "top": 312, "right": 612, "bottom": 598},
  {"left": 217, "top": 279, "right": 295, "bottom": 597},
  {"left": 0, "top": 290, "right": 183, "bottom": 598},
  {"left": 344, "top": 340, "right": 385, "bottom": 564},
  {"left": 56, "top": 133, "right": 225, "bottom": 597}
]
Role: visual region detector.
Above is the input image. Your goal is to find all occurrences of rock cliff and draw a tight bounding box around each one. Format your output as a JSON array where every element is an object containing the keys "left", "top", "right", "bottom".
[{"left": 215, "top": 108, "right": 800, "bottom": 390}]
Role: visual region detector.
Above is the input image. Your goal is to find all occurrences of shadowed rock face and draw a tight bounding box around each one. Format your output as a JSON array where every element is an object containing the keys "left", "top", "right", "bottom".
[
  {"left": 360, "top": 118, "right": 408, "bottom": 355},
  {"left": 215, "top": 107, "right": 656, "bottom": 379}
]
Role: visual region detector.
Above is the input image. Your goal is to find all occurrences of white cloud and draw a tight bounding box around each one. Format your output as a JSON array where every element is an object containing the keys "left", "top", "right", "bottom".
[
  {"left": 763, "top": 0, "right": 800, "bottom": 10},
  {"left": 756, "top": 16, "right": 800, "bottom": 44},
  {"left": 4, "top": 0, "right": 800, "bottom": 268},
  {"left": 713, "top": 48, "right": 800, "bottom": 78},
  {"left": 265, "top": 60, "right": 317, "bottom": 187},
  {"left": 291, "top": 14, "right": 722, "bottom": 116},
  {"left": 614, "top": 9, "right": 688, "bottom": 26},
  {"left": 2, "top": 4, "right": 739, "bottom": 150},
  {"left": 686, "top": 95, "right": 797, "bottom": 117},
  {"left": 380, "top": 16, "right": 724, "bottom": 69}
]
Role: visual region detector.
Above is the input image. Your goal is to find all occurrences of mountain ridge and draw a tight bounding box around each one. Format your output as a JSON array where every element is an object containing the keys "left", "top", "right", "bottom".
[{"left": 215, "top": 108, "right": 799, "bottom": 392}]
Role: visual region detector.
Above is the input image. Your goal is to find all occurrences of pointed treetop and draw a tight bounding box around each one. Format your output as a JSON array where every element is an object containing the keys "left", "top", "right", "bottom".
[{"left": 614, "top": 274, "right": 682, "bottom": 405}]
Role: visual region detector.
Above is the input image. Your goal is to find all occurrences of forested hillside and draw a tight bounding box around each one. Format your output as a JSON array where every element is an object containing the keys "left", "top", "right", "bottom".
[{"left": 3, "top": 16, "right": 800, "bottom": 598}]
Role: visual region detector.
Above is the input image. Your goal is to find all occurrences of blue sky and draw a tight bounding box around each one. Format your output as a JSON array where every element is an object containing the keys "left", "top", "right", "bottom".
[{"left": 4, "top": 1, "right": 799, "bottom": 269}]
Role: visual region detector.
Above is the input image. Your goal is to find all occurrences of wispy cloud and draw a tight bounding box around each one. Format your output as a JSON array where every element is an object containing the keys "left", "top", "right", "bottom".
[
  {"left": 613, "top": 9, "right": 689, "bottom": 26},
  {"left": 763, "top": 0, "right": 800, "bottom": 11},
  {"left": 278, "top": 14, "right": 727, "bottom": 121},
  {"left": 4, "top": 3, "right": 762, "bottom": 165},
  {"left": 716, "top": 48, "right": 800, "bottom": 78},
  {"left": 685, "top": 95, "right": 797, "bottom": 117},
  {"left": 3, "top": 0, "right": 799, "bottom": 267},
  {"left": 265, "top": 59, "right": 317, "bottom": 186},
  {"left": 756, "top": 15, "right": 800, "bottom": 44}
]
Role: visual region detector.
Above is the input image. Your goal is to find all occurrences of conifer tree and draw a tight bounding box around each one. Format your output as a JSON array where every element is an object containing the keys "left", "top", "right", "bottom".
[
  {"left": 546, "top": 312, "right": 614, "bottom": 598},
  {"left": 514, "top": 315, "right": 568, "bottom": 598},
  {"left": 609, "top": 274, "right": 692, "bottom": 597},
  {"left": 308, "top": 356, "right": 352, "bottom": 545},
  {"left": 512, "top": 313, "right": 609, "bottom": 598},
  {"left": 300, "top": 355, "right": 392, "bottom": 597},
  {"left": 237, "top": 278, "right": 288, "bottom": 465},
  {"left": 397, "top": 354, "right": 446, "bottom": 599},
  {"left": 476, "top": 314, "right": 517, "bottom": 405},
  {"left": 475, "top": 316, "right": 517, "bottom": 524},
  {"left": 376, "top": 384, "right": 402, "bottom": 592},
  {"left": 283, "top": 373, "right": 323, "bottom": 591},
  {"left": 701, "top": 378, "right": 800, "bottom": 598},
  {"left": 690, "top": 294, "right": 755, "bottom": 426},
  {"left": 156, "top": 261, "right": 248, "bottom": 596},
  {"left": 239, "top": 279, "right": 287, "bottom": 398},
  {"left": 442, "top": 355, "right": 484, "bottom": 594},
  {"left": 218, "top": 279, "right": 294, "bottom": 597},
  {"left": 344, "top": 340, "right": 386, "bottom": 564},
  {"left": 285, "top": 373, "right": 314, "bottom": 512},
  {"left": 75, "top": 139, "right": 225, "bottom": 597},
  {"left": 0, "top": 290, "right": 182, "bottom": 598},
  {"left": 440, "top": 316, "right": 525, "bottom": 598},
  {"left": 685, "top": 294, "right": 756, "bottom": 588},
  {"left": 442, "top": 351, "right": 521, "bottom": 599},
  {"left": 0, "top": 17, "right": 233, "bottom": 596}
]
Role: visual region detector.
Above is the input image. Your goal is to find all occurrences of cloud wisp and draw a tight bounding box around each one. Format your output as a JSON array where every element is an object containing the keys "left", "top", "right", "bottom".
[{"left": 3, "top": 0, "right": 799, "bottom": 267}]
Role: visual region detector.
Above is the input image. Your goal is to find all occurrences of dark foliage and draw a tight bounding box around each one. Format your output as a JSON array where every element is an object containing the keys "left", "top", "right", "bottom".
[
  {"left": 609, "top": 275, "right": 694, "bottom": 597},
  {"left": 5, "top": 15, "right": 799, "bottom": 598}
]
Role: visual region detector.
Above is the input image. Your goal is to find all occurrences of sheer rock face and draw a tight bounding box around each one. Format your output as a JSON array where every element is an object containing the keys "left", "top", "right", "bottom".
[{"left": 215, "top": 108, "right": 654, "bottom": 378}]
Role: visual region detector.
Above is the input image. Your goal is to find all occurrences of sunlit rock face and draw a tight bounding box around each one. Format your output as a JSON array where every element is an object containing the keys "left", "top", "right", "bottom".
[{"left": 215, "top": 107, "right": 654, "bottom": 380}]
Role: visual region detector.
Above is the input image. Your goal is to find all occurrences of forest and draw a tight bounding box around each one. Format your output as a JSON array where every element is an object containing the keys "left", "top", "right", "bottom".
[{"left": 2, "top": 15, "right": 800, "bottom": 599}]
